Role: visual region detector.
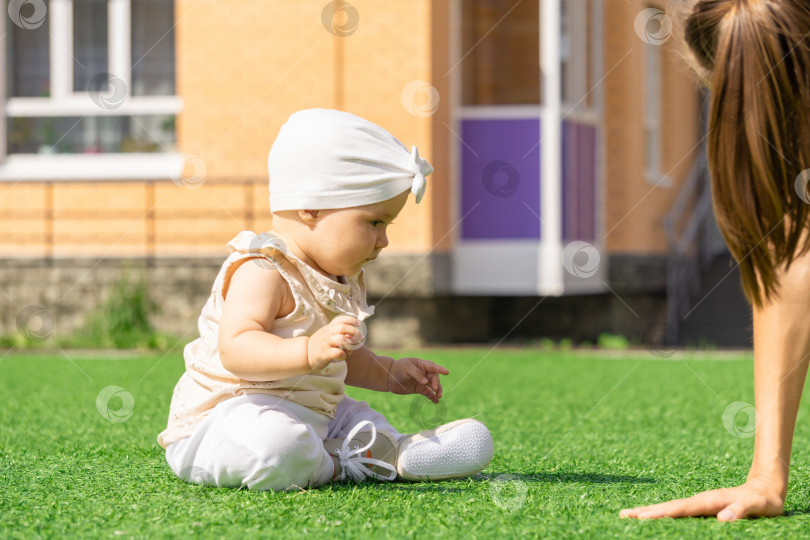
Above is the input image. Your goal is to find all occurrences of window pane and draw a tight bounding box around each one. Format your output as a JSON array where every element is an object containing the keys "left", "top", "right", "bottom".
[
  {"left": 644, "top": 43, "right": 661, "bottom": 176},
  {"left": 7, "top": 115, "right": 176, "bottom": 154},
  {"left": 560, "top": 0, "right": 570, "bottom": 103},
  {"left": 461, "top": 0, "right": 540, "bottom": 105},
  {"left": 73, "top": 0, "right": 109, "bottom": 92},
  {"left": 585, "top": 0, "right": 594, "bottom": 109},
  {"left": 7, "top": 0, "right": 50, "bottom": 97},
  {"left": 131, "top": 0, "right": 176, "bottom": 95}
]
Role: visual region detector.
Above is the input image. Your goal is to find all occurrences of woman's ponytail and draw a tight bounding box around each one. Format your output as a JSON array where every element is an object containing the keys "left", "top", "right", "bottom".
[{"left": 678, "top": 0, "right": 810, "bottom": 307}]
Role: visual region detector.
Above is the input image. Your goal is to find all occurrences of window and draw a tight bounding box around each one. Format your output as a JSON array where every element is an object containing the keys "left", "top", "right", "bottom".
[
  {"left": 461, "top": 0, "right": 541, "bottom": 105},
  {"left": 3, "top": 0, "right": 180, "bottom": 161},
  {"left": 644, "top": 39, "right": 665, "bottom": 185},
  {"left": 560, "top": 0, "right": 598, "bottom": 115}
]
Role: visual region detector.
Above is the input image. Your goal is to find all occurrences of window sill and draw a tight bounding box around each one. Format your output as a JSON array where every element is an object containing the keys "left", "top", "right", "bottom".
[
  {"left": 6, "top": 96, "right": 183, "bottom": 117},
  {"left": 0, "top": 153, "right": 185, "bottom": 181}
]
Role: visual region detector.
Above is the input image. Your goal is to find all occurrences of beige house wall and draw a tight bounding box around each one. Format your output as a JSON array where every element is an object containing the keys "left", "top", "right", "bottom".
[
  {"left": 176, "top": 0, "right": 444, "bottom": 255},
  {"left": 1, "top": 0, "right": 700, "bottom": 260},
  {"left": 602, "top": 0, "right": 700, "bottom": 254}
]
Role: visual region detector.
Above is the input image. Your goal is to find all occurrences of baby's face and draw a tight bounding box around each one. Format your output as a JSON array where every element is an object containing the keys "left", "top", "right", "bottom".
[{"left": 305, "top": 190, "right": 410, "bottom": 278}]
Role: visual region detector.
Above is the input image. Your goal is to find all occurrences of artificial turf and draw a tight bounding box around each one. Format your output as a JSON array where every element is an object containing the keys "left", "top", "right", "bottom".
[{"left": 2, "top": 346, "right": 810, "bottom": 538}]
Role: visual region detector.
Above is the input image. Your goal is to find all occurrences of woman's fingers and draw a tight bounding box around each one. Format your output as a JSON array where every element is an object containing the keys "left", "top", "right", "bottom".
[
  {"left": 620, "top": 484, "right": 784, "bottom": 520},
  {"left": 718, "top": 491, "right": 785, "bottom": 520},
  {"left": 620, "top": 490, "right": 728, "bottom": 519}
]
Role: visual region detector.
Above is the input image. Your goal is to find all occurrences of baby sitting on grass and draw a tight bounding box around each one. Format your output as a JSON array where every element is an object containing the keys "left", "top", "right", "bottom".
[{"left": 158, "top": 108, "right": 493, "bottom": 490}]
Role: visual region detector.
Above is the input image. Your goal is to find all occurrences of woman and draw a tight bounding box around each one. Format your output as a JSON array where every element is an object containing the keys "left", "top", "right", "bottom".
[{"left": 621, "top": 0, "right": 810, "bottom": 521}]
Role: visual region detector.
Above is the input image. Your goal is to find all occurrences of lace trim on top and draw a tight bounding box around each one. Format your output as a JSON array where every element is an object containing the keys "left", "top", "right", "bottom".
[{"left": 226, "top": 230, "right": 375, "bottom": 321}]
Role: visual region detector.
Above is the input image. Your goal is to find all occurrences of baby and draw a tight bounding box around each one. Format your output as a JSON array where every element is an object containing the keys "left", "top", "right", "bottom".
[{"left": 158, "top": 108, "right": 493, "bottom": 490}]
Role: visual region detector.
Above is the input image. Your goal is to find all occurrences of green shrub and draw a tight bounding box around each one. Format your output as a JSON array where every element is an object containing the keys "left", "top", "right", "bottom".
[
  {"left": 597, "top": 332, "right": 630, "bottom": 350},
  {"left": 75, "top": 270, "right": 164, "bottom": 349}
]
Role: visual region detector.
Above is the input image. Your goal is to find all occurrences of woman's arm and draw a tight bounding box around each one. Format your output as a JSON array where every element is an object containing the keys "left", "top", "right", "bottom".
[
  {"left": 747, "top": 253, "right": 810, "bottom": 501},
  {"left": 621, "top": 251, "right": 810, "bottom": 520}
]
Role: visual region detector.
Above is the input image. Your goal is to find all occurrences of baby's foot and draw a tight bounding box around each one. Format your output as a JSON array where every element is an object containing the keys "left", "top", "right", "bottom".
[
  {"left": 397, "top": 419, "right": 493, "bottom": 481},
  {"left": 323, "top": 420, "right": 398, "bottom": 482}
]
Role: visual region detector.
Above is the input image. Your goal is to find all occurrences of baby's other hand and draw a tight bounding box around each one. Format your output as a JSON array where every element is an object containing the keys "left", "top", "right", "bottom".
[
  {"left": 387, "top": 357, "right": 449, "bottom": 403},
  {"left": 307, "top": 315, "right": 363, "bottom": 371}
]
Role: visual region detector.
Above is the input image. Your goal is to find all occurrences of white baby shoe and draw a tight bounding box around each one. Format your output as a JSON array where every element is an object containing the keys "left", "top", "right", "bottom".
[
  {"left": 396, "top": 419, "right": 493, "bottom": 481},
  {"left": 323, "top": 421, "right": 398, "bottom": 483}
]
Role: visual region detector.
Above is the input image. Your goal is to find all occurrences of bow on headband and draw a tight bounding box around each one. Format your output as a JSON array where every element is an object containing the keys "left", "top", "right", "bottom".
[{"left": 410, "top": 146, "right": 433, "bottom": 204}]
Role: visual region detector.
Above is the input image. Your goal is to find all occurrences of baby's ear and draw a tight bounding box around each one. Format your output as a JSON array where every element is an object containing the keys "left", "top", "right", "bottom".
[{"left": 298, "top": 209, "right": 320, "bottom": 225}]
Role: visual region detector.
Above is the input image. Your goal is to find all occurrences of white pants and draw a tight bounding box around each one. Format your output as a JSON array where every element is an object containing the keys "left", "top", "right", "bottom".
[{"left": 165, "top": 394, "right": 403, "bottom": 491}]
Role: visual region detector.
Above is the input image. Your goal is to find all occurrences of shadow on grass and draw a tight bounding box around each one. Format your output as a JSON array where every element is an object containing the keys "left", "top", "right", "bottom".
[
  {"left": 784, "top": 508, "right": 810, "bottom": 517},
  {"left": 167, "top": 470, "right": 656, "bottom": 496},
  {"left": 480, "top": 471, "right": 654, "bottom": 484},
  {"left": 373, "top": 471, "right": 655, "bottom": 494}
]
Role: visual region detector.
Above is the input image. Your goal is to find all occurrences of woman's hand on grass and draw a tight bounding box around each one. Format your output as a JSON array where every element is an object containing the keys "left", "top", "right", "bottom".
[
  {"left": 619, "top": 478, "right": 785, "bottom": 520},
  {"left": 386, "top": 358, "right": 449, "bottom": 403}
]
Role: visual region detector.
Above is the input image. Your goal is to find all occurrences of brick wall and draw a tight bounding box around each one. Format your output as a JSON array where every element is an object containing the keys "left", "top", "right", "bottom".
[
  {"left": 175, "top": 0, "right": 446, "bottom": 255},
  {"left": 0, "top": 252, "right": 672, "bottom": 348},
  {"left": 602, "top": 0, "right": 701, "bottom": 254}
]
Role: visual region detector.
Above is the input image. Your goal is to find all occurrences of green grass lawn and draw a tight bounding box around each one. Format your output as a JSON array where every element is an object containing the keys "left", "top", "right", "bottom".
[{"left": 2, "top": 346, "right": 810, "bottom": 538}]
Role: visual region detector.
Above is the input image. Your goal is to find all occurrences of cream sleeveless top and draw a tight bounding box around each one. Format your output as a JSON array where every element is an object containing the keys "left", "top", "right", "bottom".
[{"left": 157, "top": 230, "right": 375, "bottom": 449}]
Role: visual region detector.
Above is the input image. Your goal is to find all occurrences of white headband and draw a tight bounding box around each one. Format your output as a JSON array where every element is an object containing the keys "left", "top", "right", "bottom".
[{"left": 267, "top": 108, "right": 433, "bottom": 212}]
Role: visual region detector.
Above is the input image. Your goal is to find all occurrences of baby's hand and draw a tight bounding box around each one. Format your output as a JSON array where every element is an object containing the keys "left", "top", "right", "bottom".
[
  {"left": 387, "top": 357, "right": 449, "bottom": 403},
  {"left": 307, "top": 315, "right": 364, "bottom": 371}
]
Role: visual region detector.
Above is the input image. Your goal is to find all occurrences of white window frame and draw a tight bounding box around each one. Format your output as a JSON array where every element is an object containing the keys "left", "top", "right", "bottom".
[
  {"left": 560, "top": 0, "right": 599, "bottom": 123},
  {"left": 643, "top": 38, "right": 672, "bottom": 187},
  {"left": 451, "top": 0, "right": 606, "bottom": 295},
  {"left": 1, "top": 0, "right": 183, "bottom": 180},
  {"left": 0, "top": 4, "right": 6, "bottom": 163}
]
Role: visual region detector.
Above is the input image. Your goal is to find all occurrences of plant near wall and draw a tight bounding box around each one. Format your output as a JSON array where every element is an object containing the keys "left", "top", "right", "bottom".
[
  {"left": 37, "top": 117, "right": 58, "bottom": 154},
  {"left": 77, "top": 270, "right": 165, "bottom": 349}
]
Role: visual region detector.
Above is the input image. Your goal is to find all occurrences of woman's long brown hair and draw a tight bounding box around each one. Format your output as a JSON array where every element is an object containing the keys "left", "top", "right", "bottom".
[{"left": 675, "top": 0, "right": 810, "bottom": 307}]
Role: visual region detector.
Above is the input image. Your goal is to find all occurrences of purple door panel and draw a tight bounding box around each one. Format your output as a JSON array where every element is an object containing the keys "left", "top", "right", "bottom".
[{"left": 460, "top": 118, "right": 542, "bottom": 240}]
